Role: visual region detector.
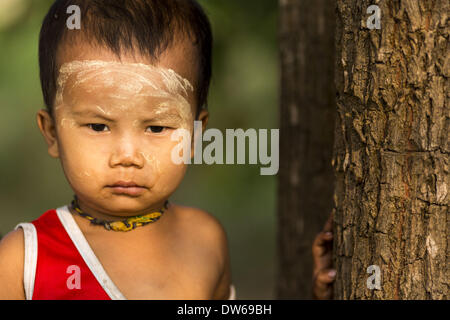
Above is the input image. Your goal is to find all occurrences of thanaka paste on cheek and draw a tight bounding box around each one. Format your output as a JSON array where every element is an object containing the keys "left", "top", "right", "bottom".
[{"left": 139, "top": 152, "right": 161, "bottom": 174}]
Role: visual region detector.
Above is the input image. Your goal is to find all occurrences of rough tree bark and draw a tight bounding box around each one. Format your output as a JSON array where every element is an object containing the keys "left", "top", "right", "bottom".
[
  {"left": 277, "top": 0, "right": 335, "bottom": 298},
  {"left": 333, "top": 0, "right": 449, "bottom": 299}
]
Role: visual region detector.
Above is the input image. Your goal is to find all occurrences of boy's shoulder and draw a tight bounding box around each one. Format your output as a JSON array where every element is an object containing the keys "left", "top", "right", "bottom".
[
  {"left": 168, "top": 204, "right": 232, "bottom": 299},
  {"left": 171, "top": 204, "right": 228, "bottom": 238},
  {"left": 0, "top": 228, "right": 25, "bottom": 299},
  {"left": 170, "top": 204, "right": 230, "bottom": 261},
  {"left": 0, "top": 228, "right": 25, "bottom": 267},
  {"left": 0, "top": 228, "right": 24, "bottom": 256}
]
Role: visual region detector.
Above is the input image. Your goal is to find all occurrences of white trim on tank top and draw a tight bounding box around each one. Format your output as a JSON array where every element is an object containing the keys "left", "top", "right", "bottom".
[
  {"left": 56, "top": 205, "right": 126, "bottom": 300},
  {"left": 56, "top": 205, "right": 236, "bottom": 300},
  {"left": 15, "top": 223, "right": 38, "bottom": 300}
]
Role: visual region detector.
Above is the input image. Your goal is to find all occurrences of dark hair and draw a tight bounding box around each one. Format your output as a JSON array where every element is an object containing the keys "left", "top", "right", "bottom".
[{"left": 39, "top": 0, "right": 212, "bottom": 118}]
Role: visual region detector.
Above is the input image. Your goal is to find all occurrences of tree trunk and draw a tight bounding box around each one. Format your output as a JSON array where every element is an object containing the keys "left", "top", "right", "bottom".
[
  {"left": 277, "top": 0, "right": 336, "bottom": 298},
  {"left": 333, "top": 0, "right": 449, "bottom": 299}
]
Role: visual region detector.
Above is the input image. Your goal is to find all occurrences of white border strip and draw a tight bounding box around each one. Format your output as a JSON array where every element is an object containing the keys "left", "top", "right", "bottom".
[
  {"left": 15, "top": 223, "right": 38, "bottom": 300},
  {"left": 56, "top": 206, "right": 126, "bottom": 300}
]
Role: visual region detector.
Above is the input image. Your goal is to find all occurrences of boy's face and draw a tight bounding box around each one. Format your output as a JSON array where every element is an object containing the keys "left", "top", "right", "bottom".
[{"left": 37, "top": 40, "right": 208, "bottom": 216}]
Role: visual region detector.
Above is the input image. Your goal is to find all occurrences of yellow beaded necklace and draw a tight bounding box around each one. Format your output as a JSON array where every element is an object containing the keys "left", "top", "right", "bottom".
[{"left": 70, "top": 195, "right": 169, "bottom": 232}]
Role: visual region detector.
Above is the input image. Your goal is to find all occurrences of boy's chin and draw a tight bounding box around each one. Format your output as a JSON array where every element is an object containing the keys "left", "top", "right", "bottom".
[{"left": 98, "top": 195, "right": 167, "bottom": 213}]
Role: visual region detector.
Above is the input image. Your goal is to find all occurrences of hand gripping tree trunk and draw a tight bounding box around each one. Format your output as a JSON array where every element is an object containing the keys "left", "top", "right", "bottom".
[{"left": 332, "top": 0, "right": 449, "bottom": 299}]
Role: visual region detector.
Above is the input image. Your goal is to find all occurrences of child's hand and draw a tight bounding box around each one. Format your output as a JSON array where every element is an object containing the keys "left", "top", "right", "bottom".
[{"left": 312, "top": 210, "right": 335, "bottom": 299}]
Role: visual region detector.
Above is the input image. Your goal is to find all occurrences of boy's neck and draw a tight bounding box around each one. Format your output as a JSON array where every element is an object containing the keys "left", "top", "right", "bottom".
[{"left": 69, "top": 198, "right": 170, "bottom": 223}]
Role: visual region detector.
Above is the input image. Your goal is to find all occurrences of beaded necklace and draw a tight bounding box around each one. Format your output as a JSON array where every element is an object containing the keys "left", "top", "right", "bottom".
[{"left": 70, "top": 195, "right": 169, "bottom": 232}]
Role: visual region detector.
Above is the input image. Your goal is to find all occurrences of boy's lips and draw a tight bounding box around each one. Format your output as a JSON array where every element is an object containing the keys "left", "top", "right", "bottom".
[{"left": 106, "top": 181, "right": 148, "bottom": 196}]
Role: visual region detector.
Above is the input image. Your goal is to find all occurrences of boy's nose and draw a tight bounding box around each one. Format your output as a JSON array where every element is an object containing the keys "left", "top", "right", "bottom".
[{"left": 109, "top": 137, "right": 145, "bottom": 169}]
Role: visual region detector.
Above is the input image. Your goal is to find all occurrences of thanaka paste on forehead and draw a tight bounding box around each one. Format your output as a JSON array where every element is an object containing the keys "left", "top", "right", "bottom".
[
  {"left": 95, "top": 105, "right": 109, "bottom": 115},
  {"left": 55, "top": 60, "right": 195, "bottom": 130},
  {"left": 60, "top": 117, "right": 77, "bottom": 128}
]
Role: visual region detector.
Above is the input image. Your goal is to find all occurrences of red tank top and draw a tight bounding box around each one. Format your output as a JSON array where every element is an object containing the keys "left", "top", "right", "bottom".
[
  {"left": 19, "top": 206, "right": 236, "bottom": 300},
  {"left": 31, "top": 209, "right": 110, "bottom": 300}
]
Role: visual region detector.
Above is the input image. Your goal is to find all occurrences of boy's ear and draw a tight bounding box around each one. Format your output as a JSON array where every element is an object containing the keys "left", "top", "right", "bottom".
[
  {"left": 190, "top": 109, "right": 209, "bottom": 160},
  {"left": 36, "top": 109, "right": 60, "bottom": 159},
  {"left": 198, "top": 109, "right": 209, "bottom": 131}
]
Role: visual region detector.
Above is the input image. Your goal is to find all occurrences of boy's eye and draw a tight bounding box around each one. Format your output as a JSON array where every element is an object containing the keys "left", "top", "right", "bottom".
[
  {"left": 148, "top": 126, "right": 166, "bottom": 133},
  {"left": 86, "top": 124, "right": 167, "bottom": 133},
  {"left": 88, "top": 124, "right": 109, "bottom": 132}
]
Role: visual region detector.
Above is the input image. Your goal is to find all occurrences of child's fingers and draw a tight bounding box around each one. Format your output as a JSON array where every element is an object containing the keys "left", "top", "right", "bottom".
[
  {"left": 322, "top": 209, "right": 334, "bottom": 233},
  {"left": 312, "top": 268, "right": 336, "bottom": 299},
  {"left": 315, "top": 268, "right": 336, "bottom": 285},
  {"left": 312, "top": 231, "right": 333, "bottom": 255},
  {"left": 313, "top": 210, "right": 334, "bottom": 252}
]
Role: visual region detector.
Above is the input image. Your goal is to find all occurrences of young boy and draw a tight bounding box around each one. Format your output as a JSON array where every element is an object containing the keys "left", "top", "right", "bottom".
[
  {"left": 0, "top": 0, "right": 335, "bottom": 300},
  {"left": 0, "top": 0, "right": 234, "bottom": 300}
]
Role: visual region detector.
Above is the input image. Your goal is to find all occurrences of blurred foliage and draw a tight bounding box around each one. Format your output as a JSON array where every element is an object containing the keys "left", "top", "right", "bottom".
[{"left": 0, "top": 0, "right": 278, "bottom": 299}]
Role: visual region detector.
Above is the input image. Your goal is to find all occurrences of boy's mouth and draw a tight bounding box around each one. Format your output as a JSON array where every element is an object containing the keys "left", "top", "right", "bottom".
[{"left": 106, "top": 181, "right": 147, "bottom": 196}]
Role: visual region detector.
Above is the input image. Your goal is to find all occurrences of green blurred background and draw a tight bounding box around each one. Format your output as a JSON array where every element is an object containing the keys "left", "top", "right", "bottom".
[{"left": 0, "top": 0, "right": 278, "bottom": 299}]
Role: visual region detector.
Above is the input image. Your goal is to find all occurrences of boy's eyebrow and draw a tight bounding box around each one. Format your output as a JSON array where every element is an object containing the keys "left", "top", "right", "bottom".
[
  {"left": 71, "top": 110, "right": 115, "bottom": 122},
  {"left": 142, "top": 113, "right": 184, "bottom": 122},
  {"left": 71, "top": 109, "right": 185, "bottom": 122}
]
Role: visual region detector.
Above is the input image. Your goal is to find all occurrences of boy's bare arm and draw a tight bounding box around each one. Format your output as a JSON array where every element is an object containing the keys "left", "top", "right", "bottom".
[
  {"left": 181, "top": 206, "right": 233, "bottom": 300},
  {"left": 210, "top": 219, "right": 232, "bottom": 300},
  {"left": 0, "top": 229, "right": 26, "bottom": 299}
]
